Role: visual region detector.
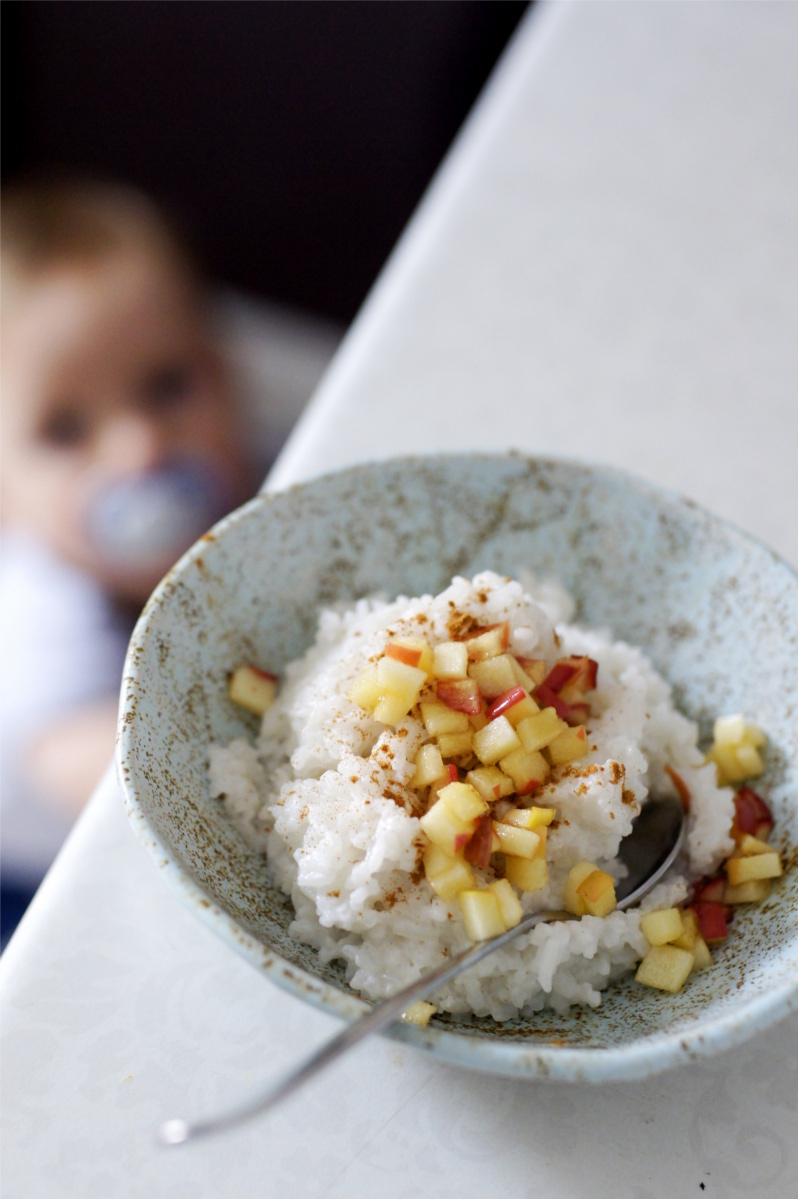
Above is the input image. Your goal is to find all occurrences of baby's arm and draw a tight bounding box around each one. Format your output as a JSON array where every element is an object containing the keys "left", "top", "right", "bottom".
[{"left": 28, "top": 702, "right": 119, "bottom": 817}]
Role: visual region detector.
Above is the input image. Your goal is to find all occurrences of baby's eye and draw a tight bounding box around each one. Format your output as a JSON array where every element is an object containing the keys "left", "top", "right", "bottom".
[
  {"left": 37, "top": 406, "right": 90, "bottom": 449},
  {"left": 141, "top": 364, "right": 194, "bottom": 411}
]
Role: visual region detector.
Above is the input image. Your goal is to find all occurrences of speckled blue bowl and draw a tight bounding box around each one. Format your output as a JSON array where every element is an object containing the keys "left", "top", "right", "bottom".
[{"left": 117, "top": 455, "right": 798, "bottom": 1081}]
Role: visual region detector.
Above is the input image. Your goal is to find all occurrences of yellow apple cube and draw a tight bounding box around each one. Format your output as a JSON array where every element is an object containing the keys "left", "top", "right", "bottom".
[
  {"left": 724, "top": 878, "right": 772, "bottom": 904},
  {"left": 691, "top": 937, "right": 713, "bottom": 971},
  {"left": 501, "top": 692, "right": 541, "bottom": 728},
  {"left": 640, "top": 907, "right": 684, "bottom": 947},
  {"left": 492, "top": 822, "right": 541, "bottom": 860},
  {"left": 376, "top": 655, "right": 427, "bottom": 707},
  {"left": 419, "top": 800, "right": 472, "bottom": 857},
  {"left": 466, "top": 766, "right": 515, "bottom": 803},
  {"left": 400, "top": 1001, "right": 437, "bottom": 1026},
  {"left": 459, "top": 889, "right": 506, "bottom": 941},
  {"left": 420, "top": 701, "right": 470, "bottom": 737},
  {"left": 464, "top": 625, "right": 508, "bottom": 661},
  {"left": 228, "top": 665, "right": 278, "bottom": 715},
  {"left": 488, "top": 879, "right": 524, "bottom": 929},
  {"left": 564, "top": 860, "right": 600, "bottom": 916},
  {"left": 473, "top": 716, "right": 521, "bottom": 765},
  {"left": 725, "top": 851, "right": 782, "bottom": 885},
  {"left": 412, "top": 744, "right": 446, "bottom": 789},
  {"left": 501, "top": 806, "right": 556, "bottom": 830},
  {"left": 426, "top": 856, "right": 477, "bottom": 901},
  {"left": 635, "top": 945, "right": 694, "bottom": 993},
  {"left": 498, "top": 748, "right": 549, "bottom": 792},
  {"left": 516, "top": 707, "right": 565, "bottom": 753},
  {"left": 432, "top": 640, "right": 469, "bottom": 679},
  {"left": 735, "top": 743, "right": 765, "bottom": 777},
  {"left": 373, "top": 691, "right": 416, "bottom": 727},
  {"left": 736, "top": 834, "right": 774, "bottom": 857},
  {"left": 439, "top": 781, "right": 488, "bottom": 823},
  {"left": 546, "top": 725, "right": 588, "bottom": 766},
  {"left": 576, "top": 869, "right": 616, "bottom": 917},
  {"left": 437, "top": 730, "right": 474, "bottom": 759},
  {"left": 346, "top": 667, "right": 382, "bottom": 712},
  {"left": 504, "top": 855, "right": 548, "bottom": 893},
  {"left": 672, "top": 908, "right": 700, "bottom": 951},
  {"left": 468, "top": 655, "right": 518, "bottom": 699},
  {"left": 713, "top": 714, "right": 747, "bottom": 745},
  {"left": 385, "top": 637, "right": 434, "bottom": 674}
]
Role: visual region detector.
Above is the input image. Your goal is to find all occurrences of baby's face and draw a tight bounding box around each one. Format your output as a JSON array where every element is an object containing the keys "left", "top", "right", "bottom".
[{"left": 2, "top": 250, "right": 249, "bottom": 601}]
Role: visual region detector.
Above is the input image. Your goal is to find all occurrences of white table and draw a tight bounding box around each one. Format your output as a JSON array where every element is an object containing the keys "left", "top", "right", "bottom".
[{"left": 3, "top": 4, "right": 797, "bottom": 1195}]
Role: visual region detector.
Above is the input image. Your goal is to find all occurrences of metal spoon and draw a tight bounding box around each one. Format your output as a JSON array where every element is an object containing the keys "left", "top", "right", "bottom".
[{"left": 160, "top": 796, "right": 685, "bottom": 1145}]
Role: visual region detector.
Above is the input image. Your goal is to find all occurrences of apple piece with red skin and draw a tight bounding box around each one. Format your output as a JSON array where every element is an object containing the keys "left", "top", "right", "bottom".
[
  {"left": 228, "top": 665, "right": 279, "bottom": 715},
  {"left": 462, "top": 622, "right": 510, "bottom": 661},
  {"left": 487, "top": 686, "right": 527, "bottom": 721},
  {"left": 436, "top": 678, "right": 483, "bottom": 715},
  {"left": 732, "top": 787, "right": 774, "bottom": 841},
  {"left": 664, "top": 765, "right": 692, "bottom": 812},
  {"left": 385, "top": 642, "right": 423, "bottom": 668},
  {"left": 543, "top": 661, "right": 581, "bottom": 694},
  {"left": 694, "top": 900, "right": 728, "bottom": 944},
  {"left": 563, "top": 702, "right": 590, "bottom": 727},
  {"left": 691, "top": 875, "right": 726, "bottom": 904},
  {"left": 516, "top": 657, "right": 547, "bottom": 687},
  {"left": 533, "top": 683, "right": 573, "bottom": 723},
  {"left": 463, "top": 813, "right": 498, "bottom": 868}
]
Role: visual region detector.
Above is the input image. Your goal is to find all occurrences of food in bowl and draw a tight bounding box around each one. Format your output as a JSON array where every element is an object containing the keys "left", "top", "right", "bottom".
[{"left": 209, "top": 571, "right": 781, "bottom": 1021}]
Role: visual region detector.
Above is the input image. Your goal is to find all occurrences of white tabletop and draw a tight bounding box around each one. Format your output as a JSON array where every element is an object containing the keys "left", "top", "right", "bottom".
[{"left": 3, "top": 3, "right": 798, "bottom": 1196}]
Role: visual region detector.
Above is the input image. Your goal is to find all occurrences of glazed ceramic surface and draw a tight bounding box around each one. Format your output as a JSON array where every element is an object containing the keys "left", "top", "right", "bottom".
[{"left": 117, "top": 455, "right": 798, "bottom": 1081}]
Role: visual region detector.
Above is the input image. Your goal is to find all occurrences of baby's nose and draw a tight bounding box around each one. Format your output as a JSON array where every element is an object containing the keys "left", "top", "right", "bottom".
[{"left": 97, "top": 412, "right": 164, "bottom": 474}]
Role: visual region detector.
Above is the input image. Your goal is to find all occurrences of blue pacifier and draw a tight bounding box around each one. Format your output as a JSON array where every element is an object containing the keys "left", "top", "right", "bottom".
[{"left": 86, "top": 461, "right": 231, "bottom": 572}]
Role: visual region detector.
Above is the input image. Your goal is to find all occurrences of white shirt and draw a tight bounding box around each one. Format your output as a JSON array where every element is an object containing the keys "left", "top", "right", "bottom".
[{"left": 0, "top": 530, "right": 133, "bottom": 886}]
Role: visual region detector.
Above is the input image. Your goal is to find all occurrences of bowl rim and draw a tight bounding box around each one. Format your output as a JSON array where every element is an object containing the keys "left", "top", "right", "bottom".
[{"left": 116, "top": 451, "right": 798, "bottom": 1082}]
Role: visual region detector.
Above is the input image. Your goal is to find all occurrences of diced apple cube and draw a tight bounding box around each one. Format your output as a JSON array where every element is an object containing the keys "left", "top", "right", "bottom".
[
  {"left": 725, "top": 852, "right": 782, "bottom": 885},
  {"left": 463, "top": 622, "right": 510, "bottom": 661},
  {"left": 468, "top": 655, "right": 518, "bottom": 699},
  {"left": 432, "top": 640, "right": 469, "bottom": 679},
  {"left": 426, "top": 856, "right": 477, "bottom": 901},
  {"left": 420, "top": 702, "right": 470, "bottom": 737},
  {"left": 742, "top": 722, "right": 767, "bottom": 748},
  {"left": 504, "top": 855, "right": 548, "bottom": 893},
  {"left": 736, "top": 834, "right": 774, "bottom": 857},
  {"left": 516, "top": 708, "right": 565, "bottom": 753},
  {"left": 501, "top": 805, "right": 556, "bottom": 830},
  {"left": 713, "top": 714, "right": 747, "bottom": 745},
  {"left": 436, "top": 678, "right": 482, "bottom": 715},
  {"left": 724, "top": 878, "right": 772, "bottom": 904},
  {"left": 499, "top": 748, "right": 549, "bottom": 794},
  {"left": 473, "top": 716, "right": 522, "bottom": 765},
  {"left": 516, "top": 657, "right": 547, "bottom": 687},
  {"left": 459, "top": 889, "right": 506, "bottom": 941},
  {"left": 428, "top": 763, "right": 459, "bottom": 803},
  {"left": 546, "top": 724, "right": 588, "bottom": 766},
  {"left": 412, "top": 744, "right": 446, "bottom": 789},
  {"left": 487, "top": 686, "right": 539, "bottom": 725},
  {"left": 385, "top": 638, "right": 433, "bottom": 673},
  {"left": 439, "top": 781, "right": 488, "bottom": 823},
  {"left": 420, "top": 800, "right": 472, "bottom": 856},
  {"left": 709, "top": 744, "right": 750, "bottom": 785},
  {"left": 635, "top": 945, "right": 694, "bottom": 993},
  {"left": 509, "top": 658, "right": 537, "bottom": 692},
  {"left": 671, "top": 908, "right": 700, "bottom": 951},
  {"left": 228, "top": 665, "right": 279, "bottom": 715},
  {"left": 423, "top": 841, "right": 455, "bottom": 876},
  {"left": 735, "top": 744, "right": 765, "bottom": 777},
  {"left": 437, "top": 730, "right": 474, "bottom": 759},
  {"left": 346, "top": 666, "right": 383, "bottom": 712},
  {"left": 492, "top": 821, "right": 541, "bottom": 860},
  {"left": 564, "top": 860, "right": 600, "bottom": 916},
  {"left": 376, "top": 655, "right": 427, "bottom": 703},
  {"left": 576, "top": 869, "right": 617, "bottom": 917},
  {"left": 373, "top": 692, "right": 415, "bottom": 727},
  {"left": 691, "top": 937, "right": 713, "bottom": 971},
  {"left": 466, "top": 766, "right": 515, "bottom": 803},
  {"left": 640, "top": 907, "right": 684, "bottom": 946},
  {"left": 488, "top": 879, "right": 524, "bottom": 929},
  {"left": 400, "top": 1001, "right": 437, "bottom": 1026},
  {"left": 695, "top": 900, "right": 728, "bottom": 944}
]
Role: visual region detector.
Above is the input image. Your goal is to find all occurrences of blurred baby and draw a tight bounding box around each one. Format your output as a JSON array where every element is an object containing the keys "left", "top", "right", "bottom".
[{"left": 1, "top": 178, "right": 256, "bottom": 920}]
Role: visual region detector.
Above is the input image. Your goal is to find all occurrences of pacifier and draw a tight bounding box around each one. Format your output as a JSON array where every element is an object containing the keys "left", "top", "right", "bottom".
[{"left": 85, "top": 461, "right": 232, "bottom": 574}]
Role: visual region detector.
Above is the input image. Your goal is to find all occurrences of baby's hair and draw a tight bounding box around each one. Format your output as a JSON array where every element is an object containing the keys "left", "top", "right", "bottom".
[{"left": 1, "top": 176, "right": 199, "bottom": 300}]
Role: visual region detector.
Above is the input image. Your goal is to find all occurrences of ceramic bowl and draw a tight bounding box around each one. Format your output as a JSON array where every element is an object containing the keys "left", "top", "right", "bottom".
[{"left": 117, "top": 454, "right": 798, "bottom": 1081}]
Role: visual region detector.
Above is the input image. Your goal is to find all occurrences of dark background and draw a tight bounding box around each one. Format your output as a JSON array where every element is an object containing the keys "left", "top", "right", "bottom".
[{"left": 2, "top": 1, "right": 530, "bottom": 324}]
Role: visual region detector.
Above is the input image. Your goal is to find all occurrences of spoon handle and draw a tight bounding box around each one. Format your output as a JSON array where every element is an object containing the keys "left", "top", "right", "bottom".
[
  {"left": 159, "top": 911, "right": 548, "bottom": 1145},
  {"left": 160, "top": 805, "right": 685, "bottom": 1145}
]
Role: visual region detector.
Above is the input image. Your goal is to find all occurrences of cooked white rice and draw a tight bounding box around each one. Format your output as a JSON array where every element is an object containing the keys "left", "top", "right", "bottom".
[{"left": 208, "top": 572, "right": 734, "bottom": 1019}]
